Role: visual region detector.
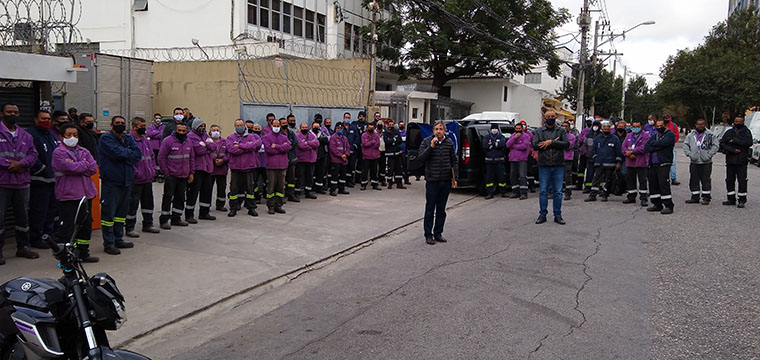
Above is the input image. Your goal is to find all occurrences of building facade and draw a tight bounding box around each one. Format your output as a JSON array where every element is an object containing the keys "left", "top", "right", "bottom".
[{"left": 729, "top": 0, "right": 760, "bottom": 16}]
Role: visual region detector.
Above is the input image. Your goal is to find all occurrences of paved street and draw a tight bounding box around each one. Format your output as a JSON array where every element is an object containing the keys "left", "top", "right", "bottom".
[{"left": 110, "top": 155, "right": 760, "bottom": 359}]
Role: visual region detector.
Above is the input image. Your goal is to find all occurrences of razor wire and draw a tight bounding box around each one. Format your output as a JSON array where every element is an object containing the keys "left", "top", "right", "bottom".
[
  {"left": 0, "top": 0, "right": 83, "bottom": 55},
  {"left": 237, "top": 55, "right": 368, "bottom": 108}
]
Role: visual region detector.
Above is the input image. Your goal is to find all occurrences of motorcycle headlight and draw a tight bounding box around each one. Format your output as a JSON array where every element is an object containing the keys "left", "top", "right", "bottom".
[{"left": 112, "top": 299, "right": 126, "bottom": 329}]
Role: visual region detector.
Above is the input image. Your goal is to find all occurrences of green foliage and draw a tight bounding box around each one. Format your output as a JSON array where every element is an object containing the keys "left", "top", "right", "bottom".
[
  {"left": 561, "top": 64, "right": 623, "bottom": 119},
  {"left": 657, "top": 7, "right": 760, "bottom": 126},
  {"left": 374, "top": 0, "right": 570, "bottom": 89},
  {"left": 624, "top": 75, "right": 660, "bottom": 123}
]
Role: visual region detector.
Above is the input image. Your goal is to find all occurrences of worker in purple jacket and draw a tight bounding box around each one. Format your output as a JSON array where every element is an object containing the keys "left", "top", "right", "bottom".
[
  {"left": 226, "top": 119, "right": 260, "bottom": 217},
  {"left": 52, "top": 124, "right": 99, "bottom": 263},
  {"left": 147, "top": 113, "right": 164, "bottom": 182},
  {"left": 158, "top": 123, "right": 195, "bottom": 229},
  {"left": 263, "top": 120, "right": 291, "bottom": 214},
  {"left": 0, "top": 103, "right": 40, "bottom": 265},
  {"left": 208, "top": 124, "right": 229, "bottom": 211},
  {"left": 329, "top": 122, "right": 350, "bottom": 196},
  {"left": 125, "top": 117, "right": 160, "bottom": 238},
  {"left": 621, "top": 120, "right": 651, "bottom": 206},
  {"left": 185, "top": 118, "right": 216, "bottom": 222},
  {"left": 360, "top": 122, "right": 382, "bottom": 191},
  {"left": 561, "top": 121, "right": 578, "bottom": 200},
  {"left": 252, "top": 124, "right": 267, "bottom": 204},
  {"left": 295, "top": 122, "right": 320, "bottom": 199},
  {"left": 506, "top": 122, "right": 531, "bottom": 200}
]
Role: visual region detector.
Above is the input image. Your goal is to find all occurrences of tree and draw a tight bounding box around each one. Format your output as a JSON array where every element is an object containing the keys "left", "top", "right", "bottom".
[
  {"left": 374, "top": 0, "right": 570, "bottom": 90},
  {"left": 623, "top": 75, "right": 660, "bottom": 123},
  {"left": 561, "top": 64, "right": 623, "bottom": 118},
  {"left": 657, "top": 7, "right": 760, "bottom": 126}
]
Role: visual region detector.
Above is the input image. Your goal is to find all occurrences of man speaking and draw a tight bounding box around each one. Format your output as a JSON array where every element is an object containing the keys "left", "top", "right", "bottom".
[{"left": 416, "top": 121, "right": 458, "bottom": 245}]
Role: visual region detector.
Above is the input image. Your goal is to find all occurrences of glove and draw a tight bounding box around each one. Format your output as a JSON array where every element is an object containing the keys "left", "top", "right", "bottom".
[
  {"left": 199, "top": 141, "right": 206, "bottom": 147},
  {"left": 205, "top": 138, "right": 214, "bottom": 143}
]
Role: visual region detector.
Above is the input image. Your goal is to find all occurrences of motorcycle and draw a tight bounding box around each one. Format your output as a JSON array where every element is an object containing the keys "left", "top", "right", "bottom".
[{"left": 0, "top": 197, "right": 150, "bottom": 360}]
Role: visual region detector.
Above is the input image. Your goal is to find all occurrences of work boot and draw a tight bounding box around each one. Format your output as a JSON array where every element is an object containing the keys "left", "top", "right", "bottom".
[
  {"left": 622, "top": 197, "right": 636, "bottom": 204},
  {"left": 227, "top": 209, "right": 237, "bottom": 217},
  {"left": 171, "top": 219, "right": 189, "bottom": 226},
  {"left": 584, "top": 195, "right": 597, "bottom": 202},
  {"left": 582, "top": 188, "right": 591, "bottom": 194},
  {"left": 16, "top": 247, "right": 39, "bottom": 259},
  {"left": 501, "top": 192, "right": 508, "bottom": 198},
  {"left": 185, "top": 217, "right": 198, "bottom": 224},
  {"left": 647, "top": 205, "right": 663, "bottom": 212},
  {"left": 563, "top": 193, "right": 571, "bottom": 201},
  {"left": 216, "top": 205, "right": 228, "bottom": 212},
  {"left": 330, "top": 190, "right": 338, "bottom": 197},
  {"left": 388, "top": 182, "right": 394, "bottom": 189},
  {"left": 510, "top": 193, "right": 520, "bottom": 199},
  {"left": 142, "top": 225, "right": 160, "bottom": 233},
  {"left": 519, "top": 194, "right": 528, "bottom": 200},
  {"left": 722, "top": 200, "right": 736, "bottom": 206},
  {"left": 125, "top": 229, "right": 140, "bottom": 238},
  {"left": 360, "top": 184, "right": 367, "bottom": 191},
  {"left": 685, "top": 196, "right": 700, "bottom": 204},
  {"left": 104, "top": 247, "right": 121, "bottom": 255},
  {"left": 397, "top": 183, "right": 407, "bottom": 190},
  {"left": 248, "top": 209, "right": 259, "bottom": 217},
  {"left": 275, "top": 207, "right": 286, "bottom": 214},
  {"left": 316, "top": 188, "right": 327, "bottom": 194},
  {"left": 160, "top": 222, "right": 171, "bottom": 230},
  {"left": 434, "top": 236, "right": 448, "bottom": 243},
  {"left": 640, "top": 199, "right": 649, "bottom": 207},
  {"left": 0, "top": 252, "right": 5, "bottom": 265},
  {"left": 267, "top": 207, "right": 275, "bottom": 214},
  {"left": 738, "top": 202, "right": 746, "bottom": 209},
  {"left": 405, "top": 179, "right": 412, "bottom": 185},
  {"left": 554, "top": 217, "right": 566, "bottom": 225},
  {"left": 289, "top": 194, "right": 301, "bottom": 203},
  {"left": 199, "top": 213, "right": 217, "bottom": 220},
  {"left": 305, "top": 192, "right": 317, "bottom": 199},
  {"left": 600, "top": 196, "right": 608, "bottom": 202},
  {"left": 485, "top": 194, "right": 494, "bottom": 200},
  {"left": 372, "top": 185, "right": 382, "bottom": 191},
  {"left": 380, "top": 179, "right": 388, "bottom": 187},
  {"left": 671, "top": 179, "right": 680, "bottom": 186},
  {"left": 535, "top": 216, "right": 547, "bottom": 224},
  {"left": 660, "top": 207, "right": 674, "bottom": 215},
  {"left": 339, "top": 189, "right": 350, "bottom": 195},
  {"left": 115, "top": 241, "right": 134, "bottom": 249},
  {"left": 425, "top": 237, "right": 436, "bottom": 245},
  {"left": 700, "top": 199, "right": 711, "bottom": 205},
  {"left": 79, "top": 252, "right": 100, "bottom": 263}
]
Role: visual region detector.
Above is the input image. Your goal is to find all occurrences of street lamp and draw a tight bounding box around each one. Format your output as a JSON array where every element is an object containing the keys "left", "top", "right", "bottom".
[
  {"left": 598, "top": 21, "right": 656, "bottom": 48},
  {"left": 620, "top": 66, "right": 655, "bottom": 119},
  {"left": 192, "top": 38, "right": 210, "bottom": 61}
]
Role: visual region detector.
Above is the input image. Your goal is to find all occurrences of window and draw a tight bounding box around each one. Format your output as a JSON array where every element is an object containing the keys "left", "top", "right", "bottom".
[
  {"left": 282, "top": 3, "right": 291, "bottom": 34},
  {"left": 293, "top": 6, "right": 303, "bottom": 36},
  {"left": 271, "top": 0, "right": 280, "bottom": 31},
  {"left": 524, "top": 73, "right": 541, "bottom": 84},
  {"left": 344, "top": 23, "right": 352, "bottom": 50},
  {"left": 353, "top": 25, "right": 360, "bottom": 53},
  {"left": 305, "top": 10, "right": 315, "bottom": 40},
  {"left": 503, "top": 86, "right": 509, "bottom": 102},
  {"left": 247, "top": 0, "right": 257, "bottom": 25},
  {"left": 317, "top": 14, "right": 326, "bottom": 43},
  {"left": 412, "top": 108, "right": 419, "bottom": 119},
  {"left": 133, "top": 0, "right": 148, "bottom": 11},
  {"left": 259, "top": 0, "right": 270, "bottom": 28}
]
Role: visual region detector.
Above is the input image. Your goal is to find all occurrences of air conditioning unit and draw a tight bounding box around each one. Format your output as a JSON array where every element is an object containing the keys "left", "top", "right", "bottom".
[{"left": 13, "top": 22, "right": 34, "bottom": 42}]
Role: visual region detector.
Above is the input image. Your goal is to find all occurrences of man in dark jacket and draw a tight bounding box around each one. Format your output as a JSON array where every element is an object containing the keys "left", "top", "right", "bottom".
[
  {"left": 347, "top": 111, "right": 367, "bottom": 186},
  {"left": 383, "top": 119, "right": 406, "bottom": 189},
  {"left": 75, "top": 113, "right": 99, "bottom": 160},
  {"left": 98, "top": 116, "right": 142, "bottom": 254},
  {"left": 533, "top": 111, "right": 570, "bottom": 225},
  {"left": 27, "top": 110, "right": 58, "bottom": 249},
  {"left": 312, "top": 120, "right": 330, "bottom": 194},
  {"left": 162, "top": 107, "right": 187, "bottom": 139},
  {"left": 417, "top": 122, "right": 458, "bottom": 245},
  {"left": 644, "top": 119, "right": 676, "bottom": 214},
  {"left": 482, "top": 123, "right": 507, "bottom": 199},
  {"left": 585, "top": 122, "right": 622, "bottom": 202},
  {"left": 719, "top": 114, "right": 753, "bottom": 208}
]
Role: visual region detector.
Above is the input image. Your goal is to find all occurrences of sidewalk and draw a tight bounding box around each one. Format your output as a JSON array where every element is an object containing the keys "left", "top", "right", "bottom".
[{"left": 0, "top": 181, "right": 475, "bottom": 346}]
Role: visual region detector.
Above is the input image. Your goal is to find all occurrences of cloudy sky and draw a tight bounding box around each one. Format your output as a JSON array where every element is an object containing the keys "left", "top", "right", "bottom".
[{"left": 549, "top": 0, "right": 728, "bottom": 87}]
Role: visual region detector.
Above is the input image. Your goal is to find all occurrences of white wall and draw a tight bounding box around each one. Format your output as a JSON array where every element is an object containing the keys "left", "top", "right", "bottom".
[
  {"left": 449, "top": 81, "right": 503, "bottom": 114},
  {"left": 506, "top": 83, "right": 544, "bottom": 128},
  {"left": 510, "top": 47, "right": 573, "bottom": 97}
]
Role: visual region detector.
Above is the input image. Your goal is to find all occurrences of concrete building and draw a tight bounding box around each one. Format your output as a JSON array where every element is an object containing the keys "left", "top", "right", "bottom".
[
  {"left": 729, "top": 0, "right": 760, "bottom": 15},
  {"left": 510, "top": 46, "right": 574, "bottom": 97}
]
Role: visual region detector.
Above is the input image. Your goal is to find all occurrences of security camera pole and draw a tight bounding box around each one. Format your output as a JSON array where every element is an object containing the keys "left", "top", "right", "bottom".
[
  {"left": 367, "top": 1, "right": 379, "bottom": 107},
  {"left": 575, "top": 0, "right": 591, "bottom": 127}
]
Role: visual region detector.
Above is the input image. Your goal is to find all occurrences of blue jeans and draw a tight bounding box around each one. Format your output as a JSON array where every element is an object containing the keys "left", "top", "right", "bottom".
[
  {"left": 538, "top": 166, "right": 564, "bottom": 218},
  {"left": 424, "top": 180, "right": 451, "bottom": 239},
  {"left": 670, "top": 148, "right": 677, "bottom": 180},
  {"left": 101, "top": 182, "right": 132, "bottom": 248}
]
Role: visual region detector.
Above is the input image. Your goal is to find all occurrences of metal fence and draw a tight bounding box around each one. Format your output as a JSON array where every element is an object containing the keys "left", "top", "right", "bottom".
[{"left": 0, "top": 0, "right": 83, "bottom": 55}]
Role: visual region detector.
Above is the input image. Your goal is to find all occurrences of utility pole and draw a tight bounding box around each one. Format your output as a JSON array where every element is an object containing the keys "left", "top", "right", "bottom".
[
  {"left": 588, "top": 20, "right": 600, "bottom": 117},
  {"left": 367, "top": 1, "right": 379, "bottom": 108},
  {"left": 575, "top": 0, "right": 591, "bottom": 127},
  {"left": 620, "top": 65, "right": 626, "bottom": 119}
]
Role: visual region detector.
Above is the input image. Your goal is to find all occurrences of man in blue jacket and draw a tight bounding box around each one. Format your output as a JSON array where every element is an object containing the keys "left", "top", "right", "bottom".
[
  {"left": 644, "top": 118, "right": 676, "bottom": 214},
  {"left": 27, "top": 110, "right": 58, "bottom": 249},
  {"left": 585, "top": 122, "right": 622, "bottom": 202},
  {"left": 97, "top": 116, "right": 142, "bottom": 255},
  {"left": 482, "top": 123, "right": 508, "bottom": 199},
  {"left": 347, "top": 111, "right": 367, "bottom": 186}
]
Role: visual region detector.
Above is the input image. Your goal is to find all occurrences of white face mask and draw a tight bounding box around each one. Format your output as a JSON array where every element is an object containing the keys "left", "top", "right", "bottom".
[
  {"left": 173, "top": 115, "right": 184, "bottom": 121},
  {"left": 272, "top": 126, "right": 281, "bottom": 133},
  {"left": 648, "top": 120, "right": 655, "bottom": 126},
  {"left": 490, "top": 129, "right": 499, "bottom": 135},
  {"left": 570, "top": 123, "right": 576, "bottom": 129},
  {"left": 211, "top": 131, "right": 221, "bottom": 139},
  {"left": 592, "top": 126, "right": 599, "bottom": 132},
  {"left": 63, "top": 137, "right": 78, "bottom": 147}
]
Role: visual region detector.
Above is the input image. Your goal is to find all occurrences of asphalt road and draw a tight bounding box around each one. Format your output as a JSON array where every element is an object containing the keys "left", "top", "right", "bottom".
[{"left": 136, "top": 156, "right": 760, "bottom": 360}]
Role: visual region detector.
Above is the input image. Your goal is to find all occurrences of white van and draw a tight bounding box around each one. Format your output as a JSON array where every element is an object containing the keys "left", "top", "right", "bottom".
[{"left": 462, "top": 112, "right": 520, "bottom": 122}]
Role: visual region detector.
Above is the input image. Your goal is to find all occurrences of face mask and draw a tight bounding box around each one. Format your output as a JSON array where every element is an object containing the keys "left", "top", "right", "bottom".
[
  {"left": 632, "top": 127, "right": 641, "bottom": 134},
  {"left": 664, "top": 119, "right": 670, "bottom": 124},
  {"left": 399, "top": 126, "right": 405, "bottom": 130},
  {"left": 235, "top": 126, "right": 246, "bottom": 135},
  {"left": 490, "top": 129, "right": 499, "bottom": 135},
  {"left": 648, "top": 120, "right": 655, "bottom": 126},
  {"left": 211, "top": 131, "right": 221, "bottom": 139},
  {"left": 377, "top": 125, "right": 384, "bottom": 130},
  {"left": 174, "top": 115, "right": 184, "bottom": 122},
  {"left": 592, "top": 126, "right": 599, "bottom": 132},
  {"left": 585, "top": 121, "right": 592, "bottom": 128},
  {"left": 696, "top": 128, "right": 705, "bottom": 133},
  {"left": 326, "top": 124, "right": 332, "bottom": 129},
  {"left": 63, "top": 137, "right": 78, "bottom": 147},
  {"left": 570, "top": 123, "right": 576, "bottom": 129},
  {"left": 175, "top": 133, "right": 187, "bottom": 141},
  {"left": 735, "top": 124, "right": 744, "bottom": 129},
  {"left": 254, "top": 131, "right": 261, "bottom": 135},
  {"left": 301, "top": 129, "right": 309, "bottom": 135},
  {"left": 288, "top": 122, "right": 296, "bottom": 128},
  {"left": 657, "top": 127, "right": 666, "bottom": 134},
  {"left": 154, "top": 118, "right": 162, "bottom": 124},
  {"left": 272, "top": 126, "right": 281, "bottom": 133},
  {"left": 38, "top": 120, "right": 51, "bottom": 130},
  {"left": 545, "top": 118, "right": 556, "bottom": 126},
  {"left": 617, "top": 128, "right": 625, "bottom": 133},
  {"left": 368, "top": 128, "right": 374, "bottom": 133},
  {"left": 312, "top": 128, "right": 320, "bottom": 134},
  {"left": 4, "top": 115, "right": 19, "bottom": 125},
  {"left": 85, "top": 122, "right": 94, "bottom": 129},
  {"left": 113, "top": 124, "right": 126, "bottom": 134},
  {"left": 337, "top": 129, "right": 344, "bottom": 135},
  {"left": 137, "top": 127, "right": 147, "bottom": 135},
  {"left": 359, "top": 118, "right": 366, "bottom": 123},
  {"left": 602, "top": 130, "right": 611, "bottom": 135}
]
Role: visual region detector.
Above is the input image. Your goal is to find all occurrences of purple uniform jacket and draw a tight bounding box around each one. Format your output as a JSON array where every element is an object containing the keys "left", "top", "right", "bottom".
[
  {"left": 296, "top": 131, "right": 319, "bottom": 163},
  {"left": 52, "top": 144, "right": 98, "bottom": 201},
  {"left": 0, "top": 122, "right": 38, "bottom": 189},
  {"left": 263, "top": 132, "right": 291, "bottom": 169},
  {"left": 132, "top": 135, "right": 156, "bottom": 184},
  {"left": 506, "top": 132, "right": 531, "bottom": 162},
  {"left": 158, "top": 136, "right": 195, "bottom": 178},
  {"left": 621, "top": 131, "right": 650, "bottom": 167},
  {"left": 209, "top": 138, "right": 229, "bottom": 176},
  {"left": 226, "top": 133, "right": 261, "bottom": 171},
  {"left": 188, "top": 131, "right": 214, "bottom": 173},
  {"left": 361, "top": 131, "right": 381, "bottom": 160},
  {"left": 564, "top": 134, "right": 576, "bottom": 161},
  {"left": 329, "top": 133, "right": 350, "bottom": 165},
  {"left": 147, "top": 124, "right": 164, "bottom": 151}
]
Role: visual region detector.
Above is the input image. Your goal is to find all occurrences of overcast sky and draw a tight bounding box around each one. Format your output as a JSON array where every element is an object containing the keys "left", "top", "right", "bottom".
[{"left": 549, "top": 0, "right": 728, "bottom": 87}]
